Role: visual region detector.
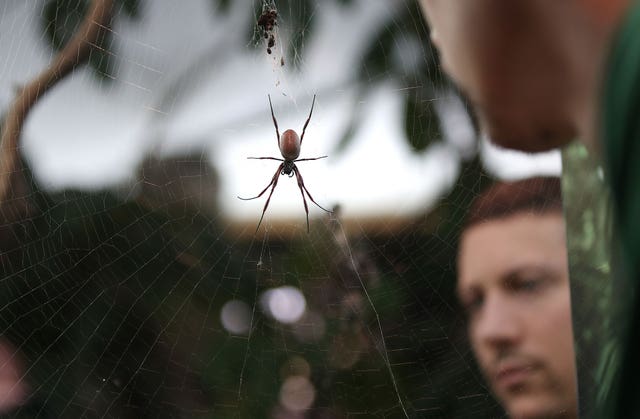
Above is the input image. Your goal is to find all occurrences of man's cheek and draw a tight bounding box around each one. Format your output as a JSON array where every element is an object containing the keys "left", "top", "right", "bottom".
[{"left": 470, "top": 338, "right": 491, "bottom": 378}]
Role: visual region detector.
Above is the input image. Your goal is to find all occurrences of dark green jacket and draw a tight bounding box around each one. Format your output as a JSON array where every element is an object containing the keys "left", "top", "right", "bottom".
[{"left": 601, "top": 1, "right": 640, "bottom": 417}]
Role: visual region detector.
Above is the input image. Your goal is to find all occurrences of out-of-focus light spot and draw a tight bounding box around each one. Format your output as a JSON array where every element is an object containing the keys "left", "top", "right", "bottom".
[
  {"left": 328, "top": 329, "right": 367, "bottom": 370},
  {"left": 261, "top": 286, "right": 306, "bottom": 324},
  {"left": 291, "top": 310, "right": 326, "bottom": 343},
  {"left": 279, "top": 376, "right": 316, "bottom": 412},
  {"left": 280, "top": 356, "right": 311, "bottom": 380},
  {"left": 220, "top": 300, "right": 252, "bottom": 335}
]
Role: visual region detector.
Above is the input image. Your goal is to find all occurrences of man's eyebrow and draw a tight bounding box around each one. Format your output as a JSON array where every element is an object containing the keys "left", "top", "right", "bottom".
[
  {"left": 457, "top": 265, "right": 555, "bottom": 299},
  {"left": 501, "top": 265, "right": 558, "bottom": 285},
  {"left": 511, "top": 264, "right": 555, "bottom": 276}
]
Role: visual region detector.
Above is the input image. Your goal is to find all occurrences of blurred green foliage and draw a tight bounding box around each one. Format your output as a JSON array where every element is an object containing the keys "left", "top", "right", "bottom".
[
  {"left": 211, "top": 0, "right": 231, "bottom": 14},
  {"left": 40, "top": 0, "right": 467, "bottom": 158},
  {"left": 404, "top": 93, "right": 440, "bottom": 153},
  {"left": 357, "top": 0, "right": 448, "bottom": 154},
  {"left": 210, "top": 0, "right": 456, "bottom": 157},
  {"left": 561, "top": 142, "right": 614, "bottom": 418},
  {"left": 42, "top": 0, "right": 141, "bottom": 81}
]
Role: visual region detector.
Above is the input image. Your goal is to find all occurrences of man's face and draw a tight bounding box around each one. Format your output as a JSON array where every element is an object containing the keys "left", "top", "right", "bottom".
[
  {"left": 418, "top": 0, "right": 577, "bottom": 152},
  {"left": 457, "top": 212, "right": 577, "bottom": 418}
]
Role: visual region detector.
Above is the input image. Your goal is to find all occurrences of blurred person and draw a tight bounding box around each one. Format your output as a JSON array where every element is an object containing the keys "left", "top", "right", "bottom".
[
  {"left": 418, "top": 1, "right": 639, "bottom": 416},
  {"left": 457, "top": 177, "right": 577, "bottom": 418},
  {"left": 0, "top": 339, "right": 27, "bottom": 414},
  {"left": 417, "top": 0, "right": 628, "bottom": 152}
]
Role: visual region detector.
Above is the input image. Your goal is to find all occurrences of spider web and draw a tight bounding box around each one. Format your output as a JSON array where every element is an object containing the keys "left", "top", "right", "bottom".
[{"left": 0, "top": 1, "right": 586, "bottom": 418}]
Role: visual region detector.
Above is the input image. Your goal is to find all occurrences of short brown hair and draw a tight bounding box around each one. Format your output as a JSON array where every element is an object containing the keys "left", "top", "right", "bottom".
[{"left": 463, "top": 176, "right": 563, "bottom": 230}]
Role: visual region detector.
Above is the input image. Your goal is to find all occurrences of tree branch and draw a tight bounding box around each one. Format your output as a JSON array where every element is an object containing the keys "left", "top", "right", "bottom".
[{"left": 0, "top": 0, "right": 115, "bottom": 206}]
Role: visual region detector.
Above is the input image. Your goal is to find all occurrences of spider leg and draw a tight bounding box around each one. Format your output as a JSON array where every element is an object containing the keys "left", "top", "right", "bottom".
[
  {"left": 254, "top": 174, "right": 281, "bottom": 233},
  {"left": 268, "top": 94, "right": 280, "bottom": 146},
  {"left": 300, "top": 94, "right": 316, "bottom": 145},
  {"left": 238, "top": 163, "right": 283, "bottom": 232},
  {"left": 293, "top": 166, "right": 311, "bottom": 233},
  {"left": 295, "top": 156, "right": 327, "bottom": 162},
  {"left": 237, "top": 163, "right": 282, "bottom": 201},
  {"left": 293, "top": 165, "right": 332, "bottom": 233},
  {"left": 294, "top": 166, "right": 332, "bottom": 213},
  {"left": 247, "top": 157, "right": 284, "bottom": 161}
]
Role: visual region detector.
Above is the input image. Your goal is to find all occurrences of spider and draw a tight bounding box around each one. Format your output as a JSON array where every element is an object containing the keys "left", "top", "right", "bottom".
[{"left": 238, "top": 95, "right": 332, "bottom": 233}]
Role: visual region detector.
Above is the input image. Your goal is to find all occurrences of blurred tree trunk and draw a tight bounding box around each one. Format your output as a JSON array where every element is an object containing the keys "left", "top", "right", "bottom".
[{"left": 0, "top": 0, "right": 114, "bottom": 224}]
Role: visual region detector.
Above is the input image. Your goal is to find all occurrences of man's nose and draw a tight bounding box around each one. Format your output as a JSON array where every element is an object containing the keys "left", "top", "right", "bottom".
[{"left": 475, "top": 294, "right": 522, "bottom": 349}]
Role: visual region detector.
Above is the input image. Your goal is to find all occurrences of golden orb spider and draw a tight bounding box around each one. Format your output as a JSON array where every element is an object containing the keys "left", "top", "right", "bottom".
[{"left": 238, "top": 95, "right": 332, "bottom": 232}]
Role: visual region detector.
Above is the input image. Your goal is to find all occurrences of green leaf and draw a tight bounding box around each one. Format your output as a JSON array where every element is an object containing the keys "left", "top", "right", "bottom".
[
  {"left": 404, "top": 91, "right": 441, "bottom": 153},
  {"left": 211, "top": 0, "right": 231, "bottom": 14},
  {"left": 360, "top": 25, "right": 395, "bottom": 81},
  {"left": 333, "top": 112, "right": 360, "bottom": 155},
  {"left": 117, "top": 0, "right": 141, "bottom": 19},
  {"left": 332, "top": 89, "right": 365, "bottom": 155},
  {"left": 88, "top": 33, "right": 116, "bottom": 80},
  {"left": 42, "top": 0, "right": 119, "bottom": 82},
  {"left": 43, "top": 0, "right": 87, "bottom": 51},
  {"left": 427, "top": 156, "right": 488, "bottom": 237}
]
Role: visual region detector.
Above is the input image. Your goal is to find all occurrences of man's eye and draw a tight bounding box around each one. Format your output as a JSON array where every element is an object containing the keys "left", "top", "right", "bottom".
[
  {"left": 462, "top": 295, "right": 483, "bottom": 314},
  {"left": 512, "top": 277, "right": 543, "bottom": 293}
]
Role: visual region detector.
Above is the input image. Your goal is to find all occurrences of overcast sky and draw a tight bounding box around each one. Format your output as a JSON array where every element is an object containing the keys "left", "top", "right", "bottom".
[{"left": 0, "top": 0, "right": 561, "bottom": 225}]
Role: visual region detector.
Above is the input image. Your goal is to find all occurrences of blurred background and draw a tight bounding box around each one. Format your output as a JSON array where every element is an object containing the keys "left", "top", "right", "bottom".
[{"left": 0, "top": 0, "right": 572, "bottom": 417}]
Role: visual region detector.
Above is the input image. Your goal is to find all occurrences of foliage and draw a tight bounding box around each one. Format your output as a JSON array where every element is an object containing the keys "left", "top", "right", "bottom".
[
  {"left": 42, "top": 0, "right": 141, "bottom": 81},
  {"left": 357, "top": 0, "right": 450, "bottom": 154},
  {"left": 561, "top": 142, "right": 614, "bottom": 418},
  {"left": 211, "top": 0, "right": 462, "bottom": 156},
  {"left": 39, "top": 0, "right": 467, "bottom": 154}
]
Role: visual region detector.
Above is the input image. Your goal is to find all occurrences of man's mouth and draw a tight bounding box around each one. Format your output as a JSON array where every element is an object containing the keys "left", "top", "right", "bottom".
[{"left": 494, "top": 361, "right": 537, "bottom": 392}]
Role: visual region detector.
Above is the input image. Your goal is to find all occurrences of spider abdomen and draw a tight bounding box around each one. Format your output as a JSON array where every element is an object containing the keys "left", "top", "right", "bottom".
[{"left": 279, "top": 129, "right": 301, "bottom": 160}]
